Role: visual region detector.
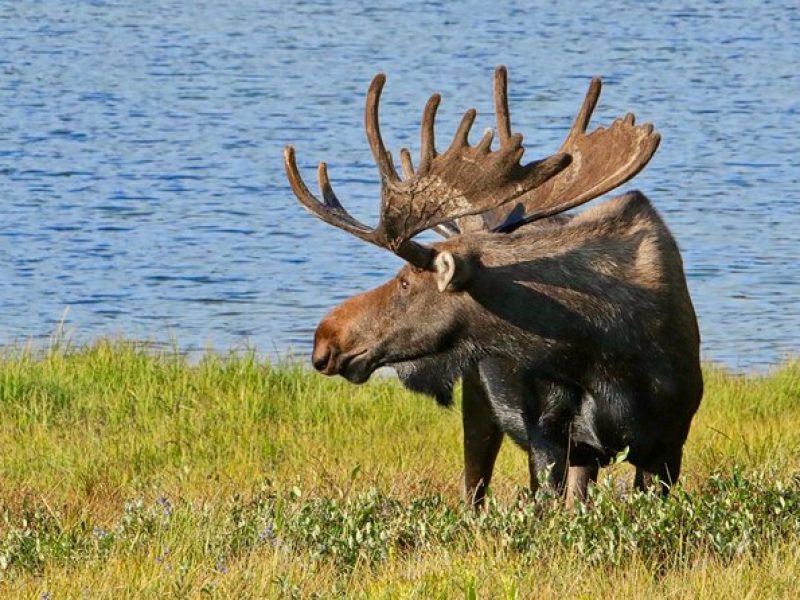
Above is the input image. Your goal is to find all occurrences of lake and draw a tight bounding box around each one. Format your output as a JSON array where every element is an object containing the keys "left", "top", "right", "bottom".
[{"left": 1, "top": 0, "right": 798, "bottom": 370}]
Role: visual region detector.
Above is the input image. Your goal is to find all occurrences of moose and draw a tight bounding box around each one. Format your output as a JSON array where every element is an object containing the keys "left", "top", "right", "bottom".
[{"left": 284, "top": 67, "right": 703, "bottom": 507}]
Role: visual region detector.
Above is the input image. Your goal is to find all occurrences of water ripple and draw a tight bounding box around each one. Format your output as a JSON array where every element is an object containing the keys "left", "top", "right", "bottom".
[{"left": 0, "top": 0, "right": 797, "bottom": 371}]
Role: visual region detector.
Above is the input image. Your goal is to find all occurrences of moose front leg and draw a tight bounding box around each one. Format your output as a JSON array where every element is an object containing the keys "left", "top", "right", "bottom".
[
  {"left": 462, "top": 367, "right": 504, "bottom": 507},
  {"left": 565, "top": 463, "right": 599, "bottom": 509}
]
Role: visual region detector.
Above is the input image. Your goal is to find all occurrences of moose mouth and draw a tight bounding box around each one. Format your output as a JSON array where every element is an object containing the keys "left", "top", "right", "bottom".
[
  {"left": 335, "top": 349, "right": 374, "bottom": 383},
  {"left": 338, "top": 348, "right": 429, "bottom": 385},
  {"left": 320, "top": 349, "right": 377, "bottom": 383}
]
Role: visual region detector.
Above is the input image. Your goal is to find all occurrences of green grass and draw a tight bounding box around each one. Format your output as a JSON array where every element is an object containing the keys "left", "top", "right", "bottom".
[{"left": 0, "top": 339, "right": 798, "bottom": 598}]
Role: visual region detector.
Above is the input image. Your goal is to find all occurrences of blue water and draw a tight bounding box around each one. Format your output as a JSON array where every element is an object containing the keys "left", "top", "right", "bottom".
[{"left": 0, "top": 1, "right": 798, "bottom": 370}]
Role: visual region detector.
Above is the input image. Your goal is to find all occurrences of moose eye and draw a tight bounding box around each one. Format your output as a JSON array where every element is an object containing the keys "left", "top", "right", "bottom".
[{"left": 399, "top": 277, "right": 410, "bottom": 290}]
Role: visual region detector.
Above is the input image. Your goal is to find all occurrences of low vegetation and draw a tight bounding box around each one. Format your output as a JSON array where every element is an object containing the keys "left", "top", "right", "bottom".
[{"left": 0, "top": 340, "right": 798, "bottom": 597}]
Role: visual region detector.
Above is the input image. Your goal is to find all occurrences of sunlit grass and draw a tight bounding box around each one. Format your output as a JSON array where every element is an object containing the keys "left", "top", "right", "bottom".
[{"left": 0, "top": 340, "right": 798, "bottom": 597}]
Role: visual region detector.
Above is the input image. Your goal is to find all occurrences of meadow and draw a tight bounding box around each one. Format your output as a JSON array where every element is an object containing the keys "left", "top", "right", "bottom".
[{"left": 0, "top": 340, "right": 798, "bottom": 598}]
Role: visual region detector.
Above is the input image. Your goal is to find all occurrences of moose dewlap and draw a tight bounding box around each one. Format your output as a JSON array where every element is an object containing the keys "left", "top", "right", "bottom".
[{"left": 284, "top": 66, "right": 702, "bottom": 508}]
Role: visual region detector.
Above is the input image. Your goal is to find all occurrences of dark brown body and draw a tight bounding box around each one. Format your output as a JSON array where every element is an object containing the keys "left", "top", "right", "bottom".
[{"left": 312, "top": 192, "right": 703, "bottom": 504}]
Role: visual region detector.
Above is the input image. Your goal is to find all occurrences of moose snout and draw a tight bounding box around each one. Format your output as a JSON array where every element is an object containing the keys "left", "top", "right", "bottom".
[
  {"left": 312, "top": 297, "right": 377, "bottom": 380},
  {"left": 312, "top": 338, "right": 340, "bottom": 375}
]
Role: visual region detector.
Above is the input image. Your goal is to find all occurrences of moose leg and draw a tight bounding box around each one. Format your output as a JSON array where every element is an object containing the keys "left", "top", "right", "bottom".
[
  {"left": 462, "top": 367, "right": 503, "bottom": 507},
  {"left": 527, "top": 429, "right": 568, "bottom": 495},
  {"left": 634, "top": 451, "right": 682, "bottom": 496},
  {"left": 565, "top": 463, "right": 599, "bottom": 509},
  {"left": 527, "top": 380, "right": 579, "bottom": 495}
]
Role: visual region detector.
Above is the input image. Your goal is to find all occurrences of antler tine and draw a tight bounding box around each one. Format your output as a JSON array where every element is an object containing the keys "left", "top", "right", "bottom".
[
  {"left": 449, "top": 108, "right": 477, "bottom": 151},
  {"left": 284, "top": 146, "right": 375, "bottom": 240},
  {"left": 317, "top": 162, "right": 342, "bottom": 208},
  {"left": 493, "top": 65, "right": 512, "bottom": 144},
  {"left": 476, "top": 128, "right": 497, "bottom": 154},
  {"left": 566, "top": 77, "right": 602, "bottom": 142},
  {"left": 365, "top": 74, "right": 400, "bottom": 184},
  {"left": 399, "top": 147, "right": 415, "bottom": 179},
  {"left": 418, "top": 93, "right": 441, "bottom": 174}
]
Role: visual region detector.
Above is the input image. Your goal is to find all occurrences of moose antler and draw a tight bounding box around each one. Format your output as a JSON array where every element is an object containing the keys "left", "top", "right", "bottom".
[
  {"left": 467, "top": 74, "right": 660, "bottom": 234},
  {"left": 284, "top": 71, "right": 571, "bottom": 269}
]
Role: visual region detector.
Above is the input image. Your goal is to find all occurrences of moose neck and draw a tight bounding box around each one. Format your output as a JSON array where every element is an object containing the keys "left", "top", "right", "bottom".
[
  {"left": 446, "top": 228, "right": 620, "bottom": 379},
  {"left": 464, "top": 279, "right": 599, "bottom": 373}
]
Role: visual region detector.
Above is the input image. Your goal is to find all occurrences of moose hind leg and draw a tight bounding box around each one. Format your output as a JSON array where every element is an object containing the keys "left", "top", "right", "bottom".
[
  {"left": 527, "top": 431, "right": 567, "bottom": 495},
  {"left": 527, "top": 380, "right": 581, "bottom": 495},
  {"left": 462, "top": 367, "right": 503, "bottom": 507},
  {"left": 634, "top": 451, "right": 682, "bottom": 496}
]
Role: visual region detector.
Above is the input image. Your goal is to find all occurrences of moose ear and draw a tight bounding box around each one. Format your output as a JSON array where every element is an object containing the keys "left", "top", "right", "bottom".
[{"left": 434, "top": 250, "right": 472, "bottom": 293}]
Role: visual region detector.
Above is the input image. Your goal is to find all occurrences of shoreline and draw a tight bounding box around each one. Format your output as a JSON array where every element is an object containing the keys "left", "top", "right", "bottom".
[{"left": 1, "top": 334, "right": 795, "bottom": 377}]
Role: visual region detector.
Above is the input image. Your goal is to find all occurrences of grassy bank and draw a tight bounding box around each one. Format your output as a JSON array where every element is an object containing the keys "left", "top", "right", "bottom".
[{"left": 0, "top": 340, "right": 798, "bottom": 597}]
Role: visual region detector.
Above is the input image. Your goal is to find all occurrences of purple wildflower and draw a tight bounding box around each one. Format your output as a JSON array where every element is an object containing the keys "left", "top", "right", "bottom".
[
  {"left": 259, "top": 522, "right": 277, "bottom": 544},
  {"left": 156, "top": 495, "right": 173, "bottom": 518},
  {"left": 155, "top": 547, "right": 171, "bottom": 567}
]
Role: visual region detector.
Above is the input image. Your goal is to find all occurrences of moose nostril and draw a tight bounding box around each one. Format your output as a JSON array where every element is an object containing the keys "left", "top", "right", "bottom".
[
  {"left": 312, "top": 348, "right": 330, "bottom": 372},
  {"left": 312, "top": 342, "right": 340, "bottom": 373}
]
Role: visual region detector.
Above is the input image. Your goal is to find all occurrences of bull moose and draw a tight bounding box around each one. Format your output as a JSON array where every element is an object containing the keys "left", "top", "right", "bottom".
[{"left": 283, "top": 67, "right": 702, "bottom": 507}]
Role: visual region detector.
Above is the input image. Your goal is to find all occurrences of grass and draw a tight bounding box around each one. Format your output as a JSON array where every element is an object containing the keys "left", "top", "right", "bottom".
[{"left": 0, "top": 339, "right": 798, "bottom": 598}]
